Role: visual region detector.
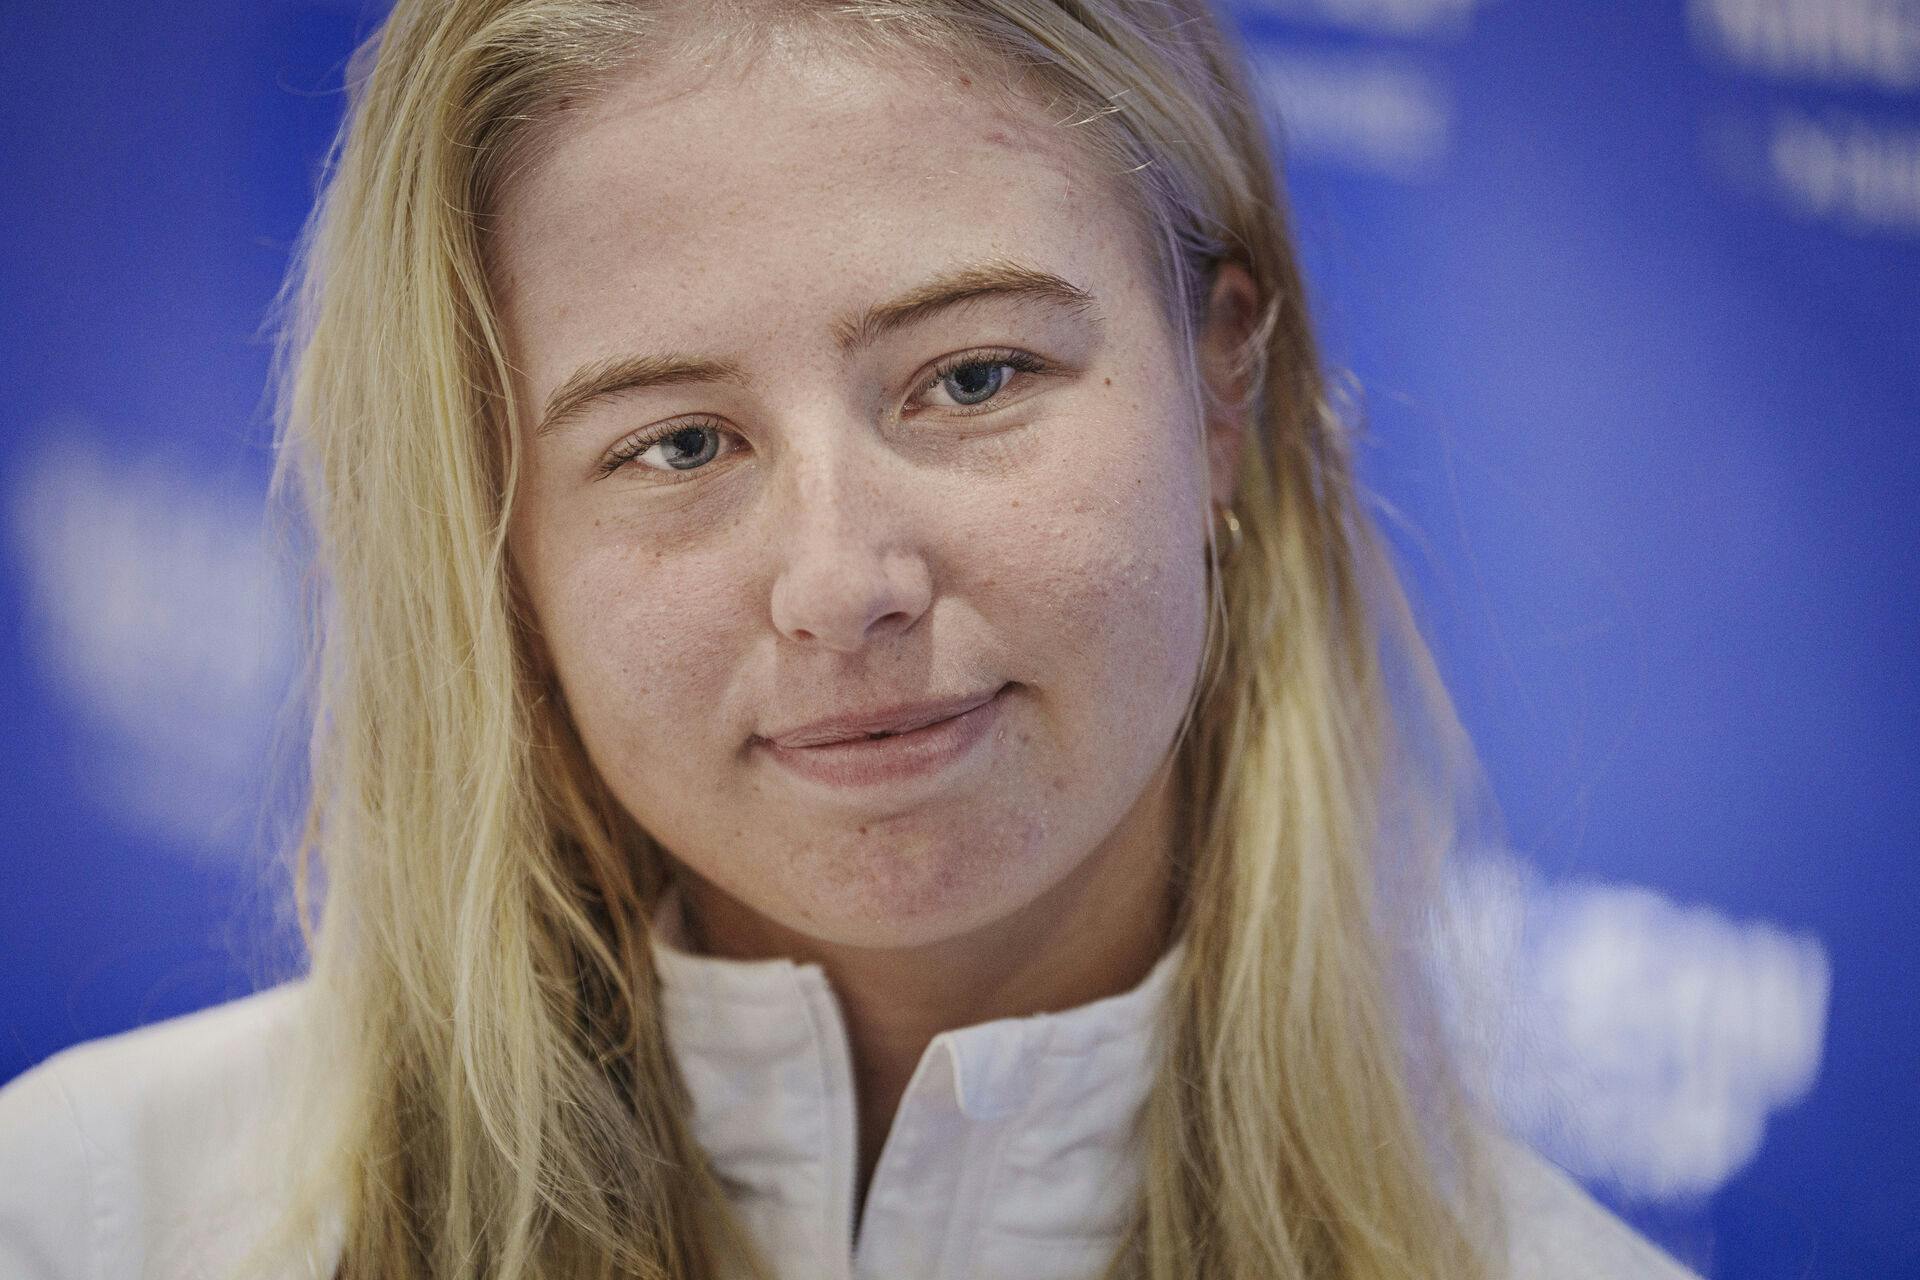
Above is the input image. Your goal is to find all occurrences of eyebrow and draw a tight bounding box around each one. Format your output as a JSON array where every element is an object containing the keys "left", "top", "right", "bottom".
[{"left": 534, "top": 258, "right": 1104, "bottom": 438}]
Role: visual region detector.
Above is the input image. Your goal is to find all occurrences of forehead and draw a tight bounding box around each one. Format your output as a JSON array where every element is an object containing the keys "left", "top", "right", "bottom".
[{"left": 488, "top": 38, "right": 1157, "bottom": 371}]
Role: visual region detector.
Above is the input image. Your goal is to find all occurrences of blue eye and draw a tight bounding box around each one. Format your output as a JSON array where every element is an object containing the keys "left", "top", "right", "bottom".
[
  {"left": 598, "top": 416, "right": 733, "bottom": 478},
  {"left": 924, "top": 349, "right": 1050, "bottom": 412},
  {"left": 942, "top": 361, "right": 1010, "bottom": 405},
  {"left": 648, "top": 426, "right": 721, "bottom": 470}
]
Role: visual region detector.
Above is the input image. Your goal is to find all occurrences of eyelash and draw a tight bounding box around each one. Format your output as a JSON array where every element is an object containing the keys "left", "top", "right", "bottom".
[{"left": 593, "top": 347, "right": 1052, "bottom": 480}]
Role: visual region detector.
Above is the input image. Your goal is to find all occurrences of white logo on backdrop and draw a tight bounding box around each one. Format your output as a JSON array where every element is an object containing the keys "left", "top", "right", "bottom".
[
  {"left": 1446, "top": 855, "right": 1831, "bottom": 1201},
  {"left": 1248, "top": 48, "right": 1453, "bottom": 178},
  {"left": 1692, "top": 0, "right": 1920, "bottom": 90},
  {"left": 7, "top": 425, "right": 296, "bottom": 857},
  {"left": 1770, "top": 108, "right": 1920, "bottom": 228}
]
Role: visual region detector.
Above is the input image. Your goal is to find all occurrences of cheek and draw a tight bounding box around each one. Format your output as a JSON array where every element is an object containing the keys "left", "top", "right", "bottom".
[
  {"left": 525, "top": 529, "right": 741, "bottom": 766},
  {"left": 1002, "top": 414, "right": 1210, "bottom": 723}
]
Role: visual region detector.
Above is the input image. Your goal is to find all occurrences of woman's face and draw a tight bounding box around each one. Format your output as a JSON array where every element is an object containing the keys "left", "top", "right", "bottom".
[{"left": 497, "top": 35, "right": 1246, "bottom": 951}]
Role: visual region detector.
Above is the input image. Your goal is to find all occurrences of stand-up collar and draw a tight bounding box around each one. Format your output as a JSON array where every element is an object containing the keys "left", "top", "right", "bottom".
[{"left": 647, "top": 883, "right": 1184, "bottom": 1280}]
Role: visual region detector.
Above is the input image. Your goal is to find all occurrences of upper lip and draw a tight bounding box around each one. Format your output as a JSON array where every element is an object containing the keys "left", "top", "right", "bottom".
[{"left": 758, "top": 686, "right": 1004, "bottom": 748}]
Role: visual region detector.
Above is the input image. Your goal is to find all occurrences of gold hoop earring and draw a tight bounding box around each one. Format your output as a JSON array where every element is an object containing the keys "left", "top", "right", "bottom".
[{"left": 1214, "top": 505, "right": 1243, "bottom": 564}]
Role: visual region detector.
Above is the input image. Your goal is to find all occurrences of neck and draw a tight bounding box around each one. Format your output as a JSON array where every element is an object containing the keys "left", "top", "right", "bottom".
[{"left": 676, "top": 758, "right": 1183, "bottom": 1221}]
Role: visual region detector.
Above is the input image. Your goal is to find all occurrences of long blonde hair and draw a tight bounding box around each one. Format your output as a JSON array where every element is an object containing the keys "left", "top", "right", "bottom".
[{"left": 268, "top": 1, "right": 1512, "bottom": 1276}]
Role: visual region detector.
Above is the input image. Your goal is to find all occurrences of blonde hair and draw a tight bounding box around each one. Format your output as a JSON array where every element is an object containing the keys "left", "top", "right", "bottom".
[{"left": 267, "top": 1, "right": 1513, "bottom": 1276}]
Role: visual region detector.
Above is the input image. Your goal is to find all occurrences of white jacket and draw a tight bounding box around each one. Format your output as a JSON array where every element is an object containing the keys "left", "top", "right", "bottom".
[{"left": 0, "top": 888, "right": 1704, "bottom": 1279}]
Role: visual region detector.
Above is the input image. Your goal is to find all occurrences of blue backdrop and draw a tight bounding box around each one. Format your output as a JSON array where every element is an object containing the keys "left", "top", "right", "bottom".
[{"left": 2, "top": 2, "right": 1913, "bottom": 1274}]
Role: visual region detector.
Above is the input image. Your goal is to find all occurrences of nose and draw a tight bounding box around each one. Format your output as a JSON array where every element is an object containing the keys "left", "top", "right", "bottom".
[{"left": 766, "top": 436, "right": 932, "bottom": 653}]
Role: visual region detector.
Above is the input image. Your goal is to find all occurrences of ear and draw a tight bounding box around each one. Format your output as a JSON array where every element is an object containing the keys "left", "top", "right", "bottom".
[{"left": 1192, "top": 260, "right": 1262, "bottom": 512}]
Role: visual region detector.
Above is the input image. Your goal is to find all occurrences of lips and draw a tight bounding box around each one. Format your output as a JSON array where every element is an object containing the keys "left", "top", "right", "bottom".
[
  {"left": 760, "top": 686, "right": 1006, "bottom": 749},
  {"left": 755, "top": 685, "right": 1009, "bottom": 789}
]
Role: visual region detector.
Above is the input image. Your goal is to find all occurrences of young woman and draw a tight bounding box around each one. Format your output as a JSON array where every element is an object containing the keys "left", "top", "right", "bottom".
[{"left": 0, "top": 2, "right": 1705, "bottom": 1277}]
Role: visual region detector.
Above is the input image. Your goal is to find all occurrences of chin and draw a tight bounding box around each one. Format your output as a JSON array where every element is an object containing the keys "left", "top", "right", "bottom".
[{"left": 774, "top": 824, "right": 1060, "bottom": 952}]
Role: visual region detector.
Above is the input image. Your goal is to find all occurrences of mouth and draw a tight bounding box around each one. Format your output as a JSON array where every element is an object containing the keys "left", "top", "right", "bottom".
[
  {"left": 759, "top": 685, "right": 1008, "bottom": 749},
  {"left": 754, "top": 685, "right": 1011, "bottom": 788}
]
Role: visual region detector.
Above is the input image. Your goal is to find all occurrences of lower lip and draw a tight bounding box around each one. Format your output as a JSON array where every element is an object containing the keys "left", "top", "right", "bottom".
[{"left": 757, "top": 687, "right": 1008, "bottom": 789}]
